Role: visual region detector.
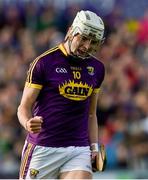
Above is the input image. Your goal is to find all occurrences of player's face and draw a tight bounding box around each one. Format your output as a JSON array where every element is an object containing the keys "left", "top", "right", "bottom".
[{"left": 70, "top": 34, "right": 101, "bottom": 58}]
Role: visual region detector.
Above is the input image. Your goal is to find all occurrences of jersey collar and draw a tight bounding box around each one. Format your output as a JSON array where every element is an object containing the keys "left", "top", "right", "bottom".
[{"left": 59, "top": 43, "right": 68, "bottom": 56}]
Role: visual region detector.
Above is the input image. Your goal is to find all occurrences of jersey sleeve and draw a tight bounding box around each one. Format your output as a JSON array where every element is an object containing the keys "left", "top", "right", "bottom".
[
  {"left": 93, "top": 63, "right": 105, "bottom": 94},
  {"left": 25, "top": 57, "right": 44, "bottom": 90}
]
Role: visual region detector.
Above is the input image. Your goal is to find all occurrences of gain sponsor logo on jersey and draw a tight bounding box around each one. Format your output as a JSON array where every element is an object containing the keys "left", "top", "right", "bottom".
[{"left": 59, "top": 80, "right": 93, "bottom": 101}]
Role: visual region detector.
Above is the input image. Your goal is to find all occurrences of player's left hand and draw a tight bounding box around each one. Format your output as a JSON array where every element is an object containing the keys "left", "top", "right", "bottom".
[{"left": 91, "top": 144, "right": 107, "bottom": 172}]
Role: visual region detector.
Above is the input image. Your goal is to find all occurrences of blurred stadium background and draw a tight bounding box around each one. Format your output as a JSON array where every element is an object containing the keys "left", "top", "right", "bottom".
[{"left": 0, "top": 0, "right": 148, "bottom": 179}]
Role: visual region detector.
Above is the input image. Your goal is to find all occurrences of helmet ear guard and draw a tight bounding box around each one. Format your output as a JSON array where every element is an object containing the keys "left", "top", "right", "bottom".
[
  {"left": 65, "top": 26, "right": 81, "bottom": 42},
  {"left": 64, "top": 27, "right": 72, "bottom": 41}
]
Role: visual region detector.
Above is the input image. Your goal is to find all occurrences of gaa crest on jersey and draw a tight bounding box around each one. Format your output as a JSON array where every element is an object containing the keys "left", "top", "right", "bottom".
[
  {"left": 87, "top": 66, "right": 94, "bottom": 76},
  {"left": 29, "top": 168, "right": 39, "bottom": 178},
  {"left": 59, "top": 80, "right": 93, "bottom": 101}
]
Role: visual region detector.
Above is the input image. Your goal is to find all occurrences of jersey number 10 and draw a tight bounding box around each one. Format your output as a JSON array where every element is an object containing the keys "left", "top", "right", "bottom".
[{"left": 73, "top": 71, "right": 81, "bottom": 79}]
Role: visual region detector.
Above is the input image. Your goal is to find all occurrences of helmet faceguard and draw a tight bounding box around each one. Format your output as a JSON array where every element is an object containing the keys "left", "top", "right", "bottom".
[{"left": 65, "top": 10, "right": 105, "bottom": 59}]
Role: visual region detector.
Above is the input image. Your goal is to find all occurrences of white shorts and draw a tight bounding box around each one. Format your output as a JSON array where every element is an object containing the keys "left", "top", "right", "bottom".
[{"left": 20, "top": 141, "right": 92, "bottom": 179}]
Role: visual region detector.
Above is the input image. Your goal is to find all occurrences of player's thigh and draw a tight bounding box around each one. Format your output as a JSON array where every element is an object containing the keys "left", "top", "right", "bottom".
[
  {"left": 20, "top": 142, "right": 65, "bottom": 179},
  {"left": 59, "top": 146, "right": 92, "bottom": 179},
  {"left": 59, "top": 170, "right": 92, "bottom": 179}
]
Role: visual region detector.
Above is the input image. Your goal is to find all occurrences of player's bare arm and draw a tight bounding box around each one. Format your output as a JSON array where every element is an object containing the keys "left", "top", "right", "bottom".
[
  {"left": 88, "top": 91, "right": 99, "bottom": 163},
  {"left": 17, "top": 87, "right": 43, "bottom": 133},
  {"left": 88, "top": 92, "right": 99, "bottom": 144},
  {"left": 88, "top": 91, "right": 106, "bottom": 172}
]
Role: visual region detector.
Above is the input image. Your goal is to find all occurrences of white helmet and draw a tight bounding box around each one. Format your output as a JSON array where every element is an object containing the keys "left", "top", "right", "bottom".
[{"left": 71, "top": 10, "right": 104, "bottom": 41}]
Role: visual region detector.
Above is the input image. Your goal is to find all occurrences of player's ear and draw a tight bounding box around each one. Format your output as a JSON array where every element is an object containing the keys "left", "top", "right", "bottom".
[{"left": 65, "top": 26, "right": 73, "bottom": 41}]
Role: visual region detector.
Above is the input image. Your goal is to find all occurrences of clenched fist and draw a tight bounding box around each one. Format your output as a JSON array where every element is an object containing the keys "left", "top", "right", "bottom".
[{"left": 25, "top": 116, "right": 43, "bottom": 133}]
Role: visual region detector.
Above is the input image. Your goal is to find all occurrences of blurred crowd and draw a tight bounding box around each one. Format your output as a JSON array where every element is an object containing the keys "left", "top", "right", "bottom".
[{"left": 0, "top": 0, "right": 148, "bottom": 178}]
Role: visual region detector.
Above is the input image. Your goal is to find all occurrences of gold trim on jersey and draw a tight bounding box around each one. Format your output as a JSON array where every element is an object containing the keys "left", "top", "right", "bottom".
[
  {"left": 59, "top": 43, "right": 68, "bottom": 56},
  {"left": 25, "top": 82, "right": 43, "bottom": 89},
  {"left": 26, "top": 46, "right": 59, "bottom": 87},
  {"left": 93, "top": 88, "right": 100, "bottom": 93}
]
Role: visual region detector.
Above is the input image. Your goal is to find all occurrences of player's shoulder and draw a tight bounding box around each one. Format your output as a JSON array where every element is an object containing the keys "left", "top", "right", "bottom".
[
  {"left": 89, "top": 56, "right": 105, "bottom": 80},
  {"left": 29, "top": 44, "right": 67, "bottom": 73},
  {"left": 89, "top": 55, "right": 105, "bottom": 69},
  {"left": 38, "top": 45, "right": 61, "bottom": 61}
]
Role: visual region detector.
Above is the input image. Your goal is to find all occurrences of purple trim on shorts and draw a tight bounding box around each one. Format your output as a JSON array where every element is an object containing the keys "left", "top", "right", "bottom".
[{"left": 22, "top": 141, "right": 29, "bottom": 158}]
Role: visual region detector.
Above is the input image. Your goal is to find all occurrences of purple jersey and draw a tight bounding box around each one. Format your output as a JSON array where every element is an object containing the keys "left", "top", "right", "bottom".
[{"left": 25, "top": 44, "right": 105, "bottom": 147}]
